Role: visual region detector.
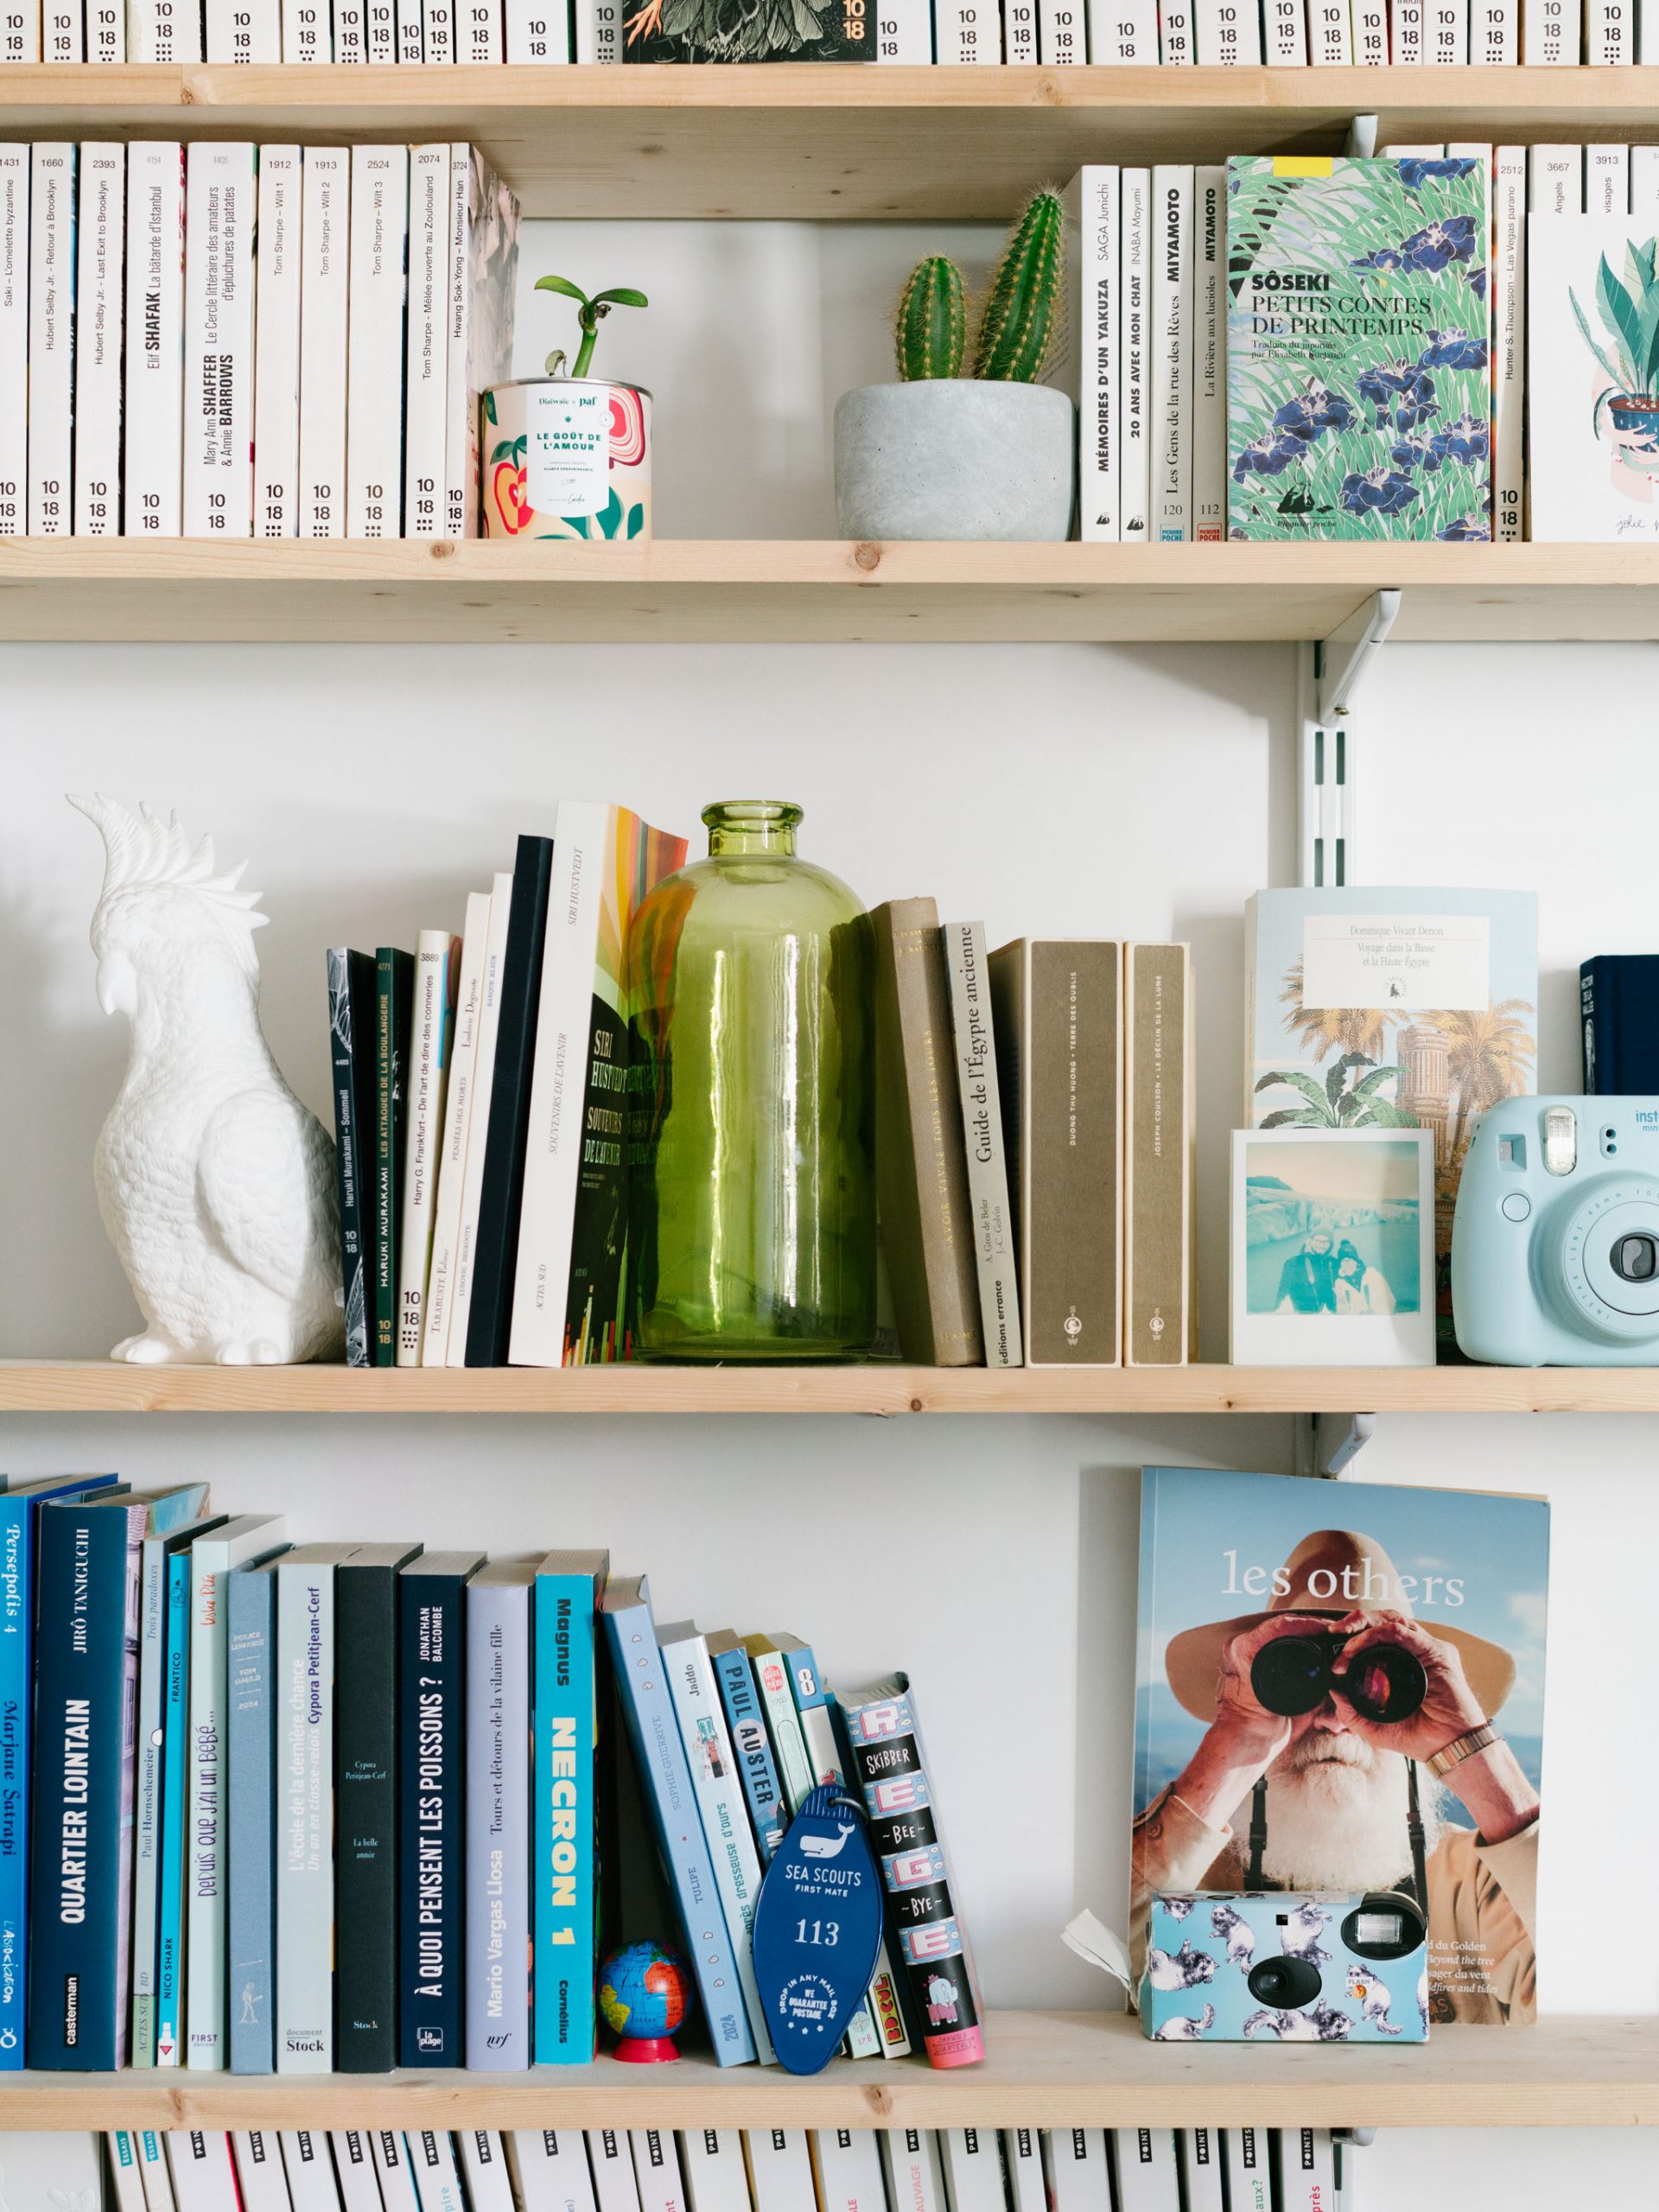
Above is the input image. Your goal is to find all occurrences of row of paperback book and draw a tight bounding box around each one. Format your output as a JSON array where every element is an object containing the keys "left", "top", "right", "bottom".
[
  {"left": 88, "top": 2126, "right": 1345, "bottom": 2212},
  {"left": 0, "top": 140, "right": 519, "bottom": 540},
  {"left": 4, "top": 1470, "right": 975, "bottom": 2073},
  {"left": 4, "top": 0, "right": 1657, "bottom": 61},
  {"left": 1066, "top": 149, "right": 1659, "bottom": 546},
  {"left": 329, "top": 819, "right": 1195, "bottom": 1373}
]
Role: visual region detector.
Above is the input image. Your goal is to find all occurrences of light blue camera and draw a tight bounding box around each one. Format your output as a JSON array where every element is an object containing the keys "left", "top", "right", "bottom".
[
  {"left": 1139, "top": 1891, "right": 1428, "bottom": 2044},
  {"left": 1453, "top": 1096, "right": 1659, "bottom": 1364}
]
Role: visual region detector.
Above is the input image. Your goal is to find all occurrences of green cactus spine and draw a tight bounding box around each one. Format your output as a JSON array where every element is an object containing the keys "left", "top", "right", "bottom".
[
  {"left": 895, "top": 256, "right": 966, "bottom": 381},
  {"left": 971, "top": 190, "right": 1065, "bottom": 384}
]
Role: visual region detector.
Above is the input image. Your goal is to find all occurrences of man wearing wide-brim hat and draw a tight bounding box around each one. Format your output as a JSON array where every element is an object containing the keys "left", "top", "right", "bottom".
[{"left": 1132, "top": 1529, "right": 1539, "bottom": 2025}]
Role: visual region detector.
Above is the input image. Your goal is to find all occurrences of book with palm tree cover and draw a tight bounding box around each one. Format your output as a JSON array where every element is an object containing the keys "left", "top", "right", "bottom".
[{"left": 1244, "top": 888, "right": 1537, "bottom": 1344}]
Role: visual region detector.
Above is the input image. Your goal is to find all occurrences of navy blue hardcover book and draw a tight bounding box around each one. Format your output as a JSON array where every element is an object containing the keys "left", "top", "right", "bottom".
[
  {"left": 226, "top": 1557, "right": 283, "bottom": 2074},
  {"left": 464, "top": 834, "right": 555, "bottom": 1367},
  {"left": 1580, "top": 955, "right": 1659, "bottom": 1094},
  {"left": 28, "top": 1498, "right": 146, "bottom": 2069},
  {"left": 397, "top": 1550, "right": 483, "bottom": 2066}
]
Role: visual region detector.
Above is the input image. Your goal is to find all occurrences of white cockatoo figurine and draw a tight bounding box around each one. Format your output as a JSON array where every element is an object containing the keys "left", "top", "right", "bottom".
[{"left": 71, "top": 794, "right": 344, "bottom": 1365}]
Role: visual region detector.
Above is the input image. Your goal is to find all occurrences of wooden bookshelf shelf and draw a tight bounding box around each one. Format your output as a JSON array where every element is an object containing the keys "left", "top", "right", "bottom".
[
  {"left": 0, "top": 539, "right": 1656, "bottom": 645},
  {"left": 0, "top": 66, "right": 1657, "bottom": 219},
  {"left": 5, "top": 1357, "right": 1659, "bottom": 1414},
  {"left": 2, "top": 2012, "right": 1655, "bottom": 2129}
]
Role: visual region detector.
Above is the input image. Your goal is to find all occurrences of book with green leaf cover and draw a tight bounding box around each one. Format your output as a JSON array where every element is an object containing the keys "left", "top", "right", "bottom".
[{"left": 1228, "top": 154, "right": 1491, "bottom": 542}]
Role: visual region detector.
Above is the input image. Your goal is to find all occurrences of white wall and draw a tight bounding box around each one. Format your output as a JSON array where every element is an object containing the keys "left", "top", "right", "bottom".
[{"left": 2, "top": 218, "right": 1655, "bottom": 2203}]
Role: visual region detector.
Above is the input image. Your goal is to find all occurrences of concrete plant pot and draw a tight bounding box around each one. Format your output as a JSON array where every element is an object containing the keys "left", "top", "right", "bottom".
[{"left": 834, "top": 379, "right": 1077, "bottom": 542}]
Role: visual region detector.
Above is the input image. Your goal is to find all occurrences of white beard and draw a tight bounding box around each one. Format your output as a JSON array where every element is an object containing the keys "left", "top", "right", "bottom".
[{"left": 1228, "top": 1731, "right": 1446, "bottom": 1893}]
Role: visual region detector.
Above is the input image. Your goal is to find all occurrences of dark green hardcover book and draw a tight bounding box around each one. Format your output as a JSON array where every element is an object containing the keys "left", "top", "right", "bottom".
[
  {"left": 373, "top": 949, "right": 414, "bottom": 1368},
  {"left": 334, "top": 1541, "right": 422, "bottom": 2073}
]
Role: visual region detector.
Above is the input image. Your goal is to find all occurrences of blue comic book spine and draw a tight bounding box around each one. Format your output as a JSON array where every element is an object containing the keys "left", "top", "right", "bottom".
[
  {"left": 28, "top": 1502, "right": 141, "bottom": 2069},
  {"left": 531, "top": 1555, "right": 603, "bottom": 2066},
  {"left": 156, "top": 1546, "right": 192, "bottom": 2068},
  {"left": 227, "top": 1564, "right": 276, "bottom": 2073},
  {"left": 601, "top": 1580, "right": 755, "bottom": 2067},
  {"left": 711, "top": 1643, "right": 785, "bottom": 1867}
]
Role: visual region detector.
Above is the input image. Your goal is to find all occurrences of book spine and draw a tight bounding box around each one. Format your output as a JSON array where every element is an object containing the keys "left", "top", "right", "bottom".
[
  {"left": 172, "top": 2134, "right": 240, "bottom": 2212},
  {"left": 1470, "top": 0, "right": 1517, "bottom": 52},
  {"left": 1192, "top": 166, "right": 1225, "bottom": 541},
  {"left": 411, "top": 2133, "right": 467, "bottom": 2212},
  {"left": 1027, "top": 942, "right": 1121, "bottom": 1365},
  {"left": 1580, "top": 960, "right": 1605, "bottom": 1091},
  {"left": 399, "top": 1575, "right": 468, "bottom": 2065},
  {"left": 842, "top": 1688, "right": 983, "bottom": 2072},
  {"left": 1151, "top": 165, "right": 1191, "bottom": 542},
  {"left": 787, "top": 1679, "right": 900, "bottom": 2061},
  {"left": 875, "top": 0, "right": 931, "bottom": 55},
  {"left": 1307, "top": 0, "right": 1354, "bottom": 59},
  {"left": 1426, "top": 0, "right": 1468, "bottom": 54},
  {"left": 404, "top": 145, "right": 451, "bottom": 543},
  {"left": 1194, "top": 0, "right": 1262, "bottom": 55},
  {"left": 532, "top": 1567, "right": 598, "bottom": 2064},
  {"left": 748, "top": 1647, "right": 815, "bottom": 1818},
  {"left": 0, "top": 150, "right": 25, "bottom": 537},
  {"left": 283, "top": 0, "right": 331, "bottom": 57},
  {"left": 155, "top": 1548, "right": 191, "bottom": 2066},
  {"left": 467, "top": 1580, "right": 531, "bottom": 2069},
  {"left": 207, "top": 0, "right": 279, "bottom": 55},
  {"left": 29, "top": 1508, "right": 137, "bottom": 2069},
  {"left": 365, "top": 0, "right": 396, "bottom": 58},
  {"left": 183, "top": 142, "right": 256, "bottom": 539},
  {"left": 334, "top": 0, "right": 366, "bottom": 54},
  {"left": 43, "top": 0, "right": 81, "bottom": 58},
  {"left": 443, "top": 146, "right": 471, "bottom": 535},
  {"left": 423, "top": 892, "right": 492, "bottom": 1366},
  {"left": 603, "top": 1598, "right": 755, "bottom": 2067},
  {"left": 399, "top": 932, "right": 459, "bottom": 1362},
  {"left": 1121, "top": 170, "right": 1151, "bottom": 542},
  {"left": 0, "top": 0, "right": 37, "bottom": 55},
  {"left": 398, "top": 0, "right": 423, "bottom": 59},
  {"left": 298, "top": 147, "right": 349, "bottom": 538},
  {"left": 186, "top": 1546, "right": 232, "bottom": 2069},
  {"left": 1076, "top": 167, "right": 1119, "bottom": 543},
  {"left": 446, "top": 873, "right": 515, "bottom": 1366},
  {"left": 711, "top": 1647, "right": 785, "bottom": 1866},
  {"left": 660, "top": 1636, "right": 772, "bottom": 2062},
  {"left": 1085, "top": 0, "right": 1155, "bottom": 53},
  {"left": 1587, "top": 141, "right": 1630, "bottom": 213},
  {"left": 1528, "top": 143, "right": 1583, "bottom": 211},
  {"left": 1158, "top": 0, "right": 1193, "bottom": 58},
  {"left": 1003, "top": 0, "right": 1038, "bottom": 57},
  {"left": 461, "top": 0, "right": 504, "bottom": 54},
  {"left": 1584, "top": 0, "right": 1629, "bottom": 55},
  {"left": 124, "top": 143, "right": 186, "bottom": 538},
  {"left": 73, "top": 146, "right": 124, "bottom": 537},
  {"left": 1124, "top": 944, "right": 1192, "bottom": 1368},
  {"left": 28, "top": 145, "right": 73, "bottom": 537},
  {"left": 374, "top": 949, "right": 413, "bottom": 1367},
  {"left": 1493, "top": 144, "right": 1525, "bottom": 544},
  {"left": 423, "top": 0, "right": 455, "bottom": 56},
  {"left": 282, "top": 2133, "right": 340, "bottom": 2212},
  {"left": 0, "top": 1500, "right": 28, "bottom": 2067},
  {"left": 1262, "top": 0, "right": 1308, "bottom": 54},
  {"left": 932, "top": 0, "right": 1001, "bottom": 55},
  {"left": 334, "top": 1563, "right": 400, "bottom": 2073},
  {"left": 1390, "top": 0, "right": 1426, "bottom": 54},
  {"left": 1522, "top": 0, "right": 1576, "bottom": 52},
  {"left": 327, "top": 950, "right": 373, "bottom": 1369},
  {"left": 254, "top": 148, "right": 302, "bottom": 541},
  {"left": 130, "top": 1534, "right": 173, "bottom": 2072},
  {"left": 1352, "top": 0, "right": 1388, "bottom": 54},
  {"left": 466, "top": 837, "right": 556, "bottom": 1369},
  {"left": 347, "top": 145, "right": 409, "bottom": 540},
  {"left": 227, "top": 1567, "right": 276, "bottom": 2074},
  {"left": 943, "top": 922, "right": 1021, "bottom": 1368}
]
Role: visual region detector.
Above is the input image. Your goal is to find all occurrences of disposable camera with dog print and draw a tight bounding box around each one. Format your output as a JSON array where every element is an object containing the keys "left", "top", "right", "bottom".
[{"left": 1139, "top": 1888, "right": 1429, "bottom": 2044}]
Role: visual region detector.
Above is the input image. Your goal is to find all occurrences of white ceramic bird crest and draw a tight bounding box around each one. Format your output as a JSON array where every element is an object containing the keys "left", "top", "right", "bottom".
[{"left": 71, "top": 794, "right": 344, "bottom": 1366}]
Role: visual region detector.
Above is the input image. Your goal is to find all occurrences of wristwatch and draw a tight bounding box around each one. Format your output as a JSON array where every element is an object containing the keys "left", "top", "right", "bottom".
[{"left": 1426, "top": 1720, "right": 1501, "bottom": 1777}]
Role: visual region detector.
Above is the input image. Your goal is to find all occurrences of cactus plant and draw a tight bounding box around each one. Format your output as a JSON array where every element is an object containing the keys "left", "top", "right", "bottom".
[
  {"left": 972, "top": 190, "right": 1065, "bottom": 383},
  {"left": 896, "top": 256, "right": 967, "bottom": 381},
  {"left": 536, "top": 272, "right": 649, "bottom": 380},
  {"left": 891, "top": 190, "right": 1065, "bottom": 391}
]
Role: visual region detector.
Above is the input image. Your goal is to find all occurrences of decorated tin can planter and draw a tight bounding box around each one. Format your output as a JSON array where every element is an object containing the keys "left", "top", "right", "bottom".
[{"left": 481, "top": 376, "right": 652, "bottom": 543}]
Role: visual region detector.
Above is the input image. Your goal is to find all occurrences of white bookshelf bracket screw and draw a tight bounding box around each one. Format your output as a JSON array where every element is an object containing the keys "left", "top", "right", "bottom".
[
  {"left": 1298, "top": 588, "right": 1401, "bottom": 889},
  {"left": 1295, "top": 1410, "right": 1377, "bottom": 1478}
]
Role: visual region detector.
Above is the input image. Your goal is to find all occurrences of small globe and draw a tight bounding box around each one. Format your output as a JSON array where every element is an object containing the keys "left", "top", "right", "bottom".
[{"left": 599, "top": 1941, "right": 693, "bottom": 2050}]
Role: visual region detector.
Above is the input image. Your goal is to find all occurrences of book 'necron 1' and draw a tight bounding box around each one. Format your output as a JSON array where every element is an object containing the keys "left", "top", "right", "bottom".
[{"left": 1227, "top": 155, "right": 1491, "bottom": 542}]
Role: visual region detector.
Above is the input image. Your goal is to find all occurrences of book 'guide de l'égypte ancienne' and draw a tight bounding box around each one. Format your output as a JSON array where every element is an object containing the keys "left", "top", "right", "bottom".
[
  {"left": 1228, "top": 154, "right": 1492, "bottom": 543},
  {"left": 1133, "top": 1466, "right": 1548, "bottom": 2028}
]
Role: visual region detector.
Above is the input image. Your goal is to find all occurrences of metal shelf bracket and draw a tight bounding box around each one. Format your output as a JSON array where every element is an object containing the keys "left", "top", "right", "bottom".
[
  {"left": 1295, "top": 1410, "right": 1378, "bottom": 1478},
  {"left": 1298, "top": 588, "right": 1401, "bottom": 888}
]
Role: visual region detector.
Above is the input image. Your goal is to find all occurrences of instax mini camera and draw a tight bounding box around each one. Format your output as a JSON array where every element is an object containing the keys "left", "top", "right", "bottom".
[
  {"left": 1140, "top": 1890, "right": 1428, "bottom": 2044},
  {"left": 1453, "top": 1096, "right": 1659, "bottom": 1363}
]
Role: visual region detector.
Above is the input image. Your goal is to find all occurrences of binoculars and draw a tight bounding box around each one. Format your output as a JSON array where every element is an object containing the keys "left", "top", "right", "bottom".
[{"left": 1249, "top": 1629, "right": 1427, "bottom": 1724}]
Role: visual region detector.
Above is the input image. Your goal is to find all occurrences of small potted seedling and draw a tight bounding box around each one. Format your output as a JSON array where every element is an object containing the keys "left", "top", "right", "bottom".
[
  {"left": 834, "top": 192, "right": 1077, "bottom": 542},
  {"left": 482, "top": 273, "right": 652, "bottom": 543}
]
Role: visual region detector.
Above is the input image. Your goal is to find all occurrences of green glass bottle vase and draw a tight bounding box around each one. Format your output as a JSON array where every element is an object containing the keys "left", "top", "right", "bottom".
[{"left": 626, "top": 801, "right": 876, "bottom": 1361}]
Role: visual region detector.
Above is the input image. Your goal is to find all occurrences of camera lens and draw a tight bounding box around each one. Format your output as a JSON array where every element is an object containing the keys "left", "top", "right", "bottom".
[
  {"left": 1339, "top": 1641, "right": 1427, "bottom": 1725},
  {"left": 1614, "top": 1234, "right": 1658, "bottom": 1282},
  {"left": 1245, "top": 1955, "right": 1324, "bottom": 2011},
  {"left": 1250, "top": 1634, "right": 1338, "bottom": 1718}
]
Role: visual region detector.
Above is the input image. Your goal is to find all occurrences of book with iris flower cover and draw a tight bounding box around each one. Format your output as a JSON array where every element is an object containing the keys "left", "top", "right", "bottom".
[{"left": 1227, "top": 155, "right": 1492, "bottom": 541}]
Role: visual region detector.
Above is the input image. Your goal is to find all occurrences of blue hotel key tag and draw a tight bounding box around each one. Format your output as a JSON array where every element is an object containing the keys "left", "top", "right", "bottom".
[{"left": 752, "top": 1786, "right": 885, "bottom": 2075}]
